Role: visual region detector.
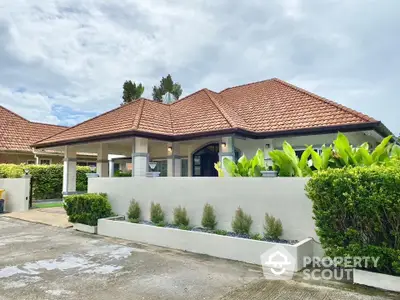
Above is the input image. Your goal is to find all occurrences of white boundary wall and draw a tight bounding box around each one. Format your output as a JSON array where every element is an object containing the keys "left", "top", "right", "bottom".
[
  {"left": 0, "top": 178, "right": 30, "bottom": 212},
  {"left": 89, "top": 177, "right": 318, "bottom": 242}
]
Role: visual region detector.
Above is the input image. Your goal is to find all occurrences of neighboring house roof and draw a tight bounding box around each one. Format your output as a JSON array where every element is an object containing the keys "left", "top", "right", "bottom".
[
  {"left": 34, "top": 78, "right": 390, "bottom": 148},
  {"left": 0, "top": 105, "right": 67, "bottom": 151}
]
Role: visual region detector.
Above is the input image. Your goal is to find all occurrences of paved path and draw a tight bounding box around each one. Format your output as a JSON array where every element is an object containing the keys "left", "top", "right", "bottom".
[
  {"left": 5, "top": 207, "right": 71, "bottom": 228},
  {"left": 0, "top": 217, "right": 397, "bottom": 300}
]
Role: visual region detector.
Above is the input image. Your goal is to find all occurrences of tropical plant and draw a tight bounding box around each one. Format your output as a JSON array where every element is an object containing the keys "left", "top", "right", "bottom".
[
  {"left": 269, "top": 143, "right": 314, "bottom": 177},
  {"left": 152, "top": 74, "right": 182, "bottom": 103},
  {"left": 264, "top": 213, "right": 283, "bottom": 240},
  {"left": 201, "top": 203, "right": 217, "bottom": 230},
  {"left": 122, "top": 80, "right": 144, "bottom": 104},
  {"left": 269, "top": 132, "right": 396, "bottom": 176},
  {"left": 219, "top": 149, "right": 266, "bottom": 177},
  {"left": 127, "top": 199, "right": 141, "bottom": 223},
  {"left": 231, "top": 207, "right": 253, "bottom": 235}
]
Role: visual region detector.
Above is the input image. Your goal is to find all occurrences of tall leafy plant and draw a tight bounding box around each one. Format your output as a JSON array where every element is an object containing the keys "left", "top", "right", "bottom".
[{"left": 217, "top": 149, "right": 266, "bottom": 177}]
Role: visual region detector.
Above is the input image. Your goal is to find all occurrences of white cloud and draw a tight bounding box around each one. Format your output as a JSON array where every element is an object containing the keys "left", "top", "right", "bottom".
[{"left": 0, "top": 0, "right": 399, "bottom": 133}]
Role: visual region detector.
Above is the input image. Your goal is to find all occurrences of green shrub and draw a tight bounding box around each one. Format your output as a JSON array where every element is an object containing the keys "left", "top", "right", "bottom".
[
  {"left": 201, "top": 203, "right": 217, "bottom": 230},
  {"left": 127, "top": 199, "right": 141, "bottom": 223},
  {"left": 264, "top": 213, "right": 283, "bottom": 239},
  {"left": 214, "top": 229, "right": 228, "bottom": 236},
  {"left": 114, "top": 170, "right": 132, "bottom": 177},
  {"left": 64, "top": 193, "right": 112, "bottom": 226},
  {"left": 231, "top": 207, "right": 253, "bottom": 235},
  {"left": 306, "top": 165, "right": 400, "bottom": 276},
  {"left": 0, "top": 164, "right": 92, "bottom": 199},
  {"left": 250, "top": 233, "right": 263, "bottom": 240},
  {"left": 150, "top": 202, "right": 165, "bottom": 225},
  {"left": 173, "top": 206, "right": 190, "bottom": 226}
]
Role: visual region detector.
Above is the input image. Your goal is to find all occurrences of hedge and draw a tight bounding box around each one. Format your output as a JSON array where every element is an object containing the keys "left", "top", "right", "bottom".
[
  {"left": 64, "top": 193, "right": 112, "bottom": 226},
  {"left": 0, "top": 164, "right": 92, "bottom": 199},
  {"left": 306, "top": 165, "right": 400, "bottom": 276}
]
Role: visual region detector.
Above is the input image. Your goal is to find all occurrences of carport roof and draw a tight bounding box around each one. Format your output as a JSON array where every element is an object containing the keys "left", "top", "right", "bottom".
[{"left": 33, "top": 78, "right": 388, "bottom": 148}]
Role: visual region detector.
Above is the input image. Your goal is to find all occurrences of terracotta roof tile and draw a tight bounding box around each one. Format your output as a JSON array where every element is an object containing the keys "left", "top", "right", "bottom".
[
  {"left": 0, "top": 106, "right": 67, "bottom": 151},
  {"left": 34, "top": 78, "right": 381, "bottom": 147}
]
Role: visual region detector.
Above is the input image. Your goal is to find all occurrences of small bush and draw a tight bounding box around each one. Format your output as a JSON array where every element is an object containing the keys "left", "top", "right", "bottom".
[
  {"left": 214, "top": 229, "right": 228, "bottom": 236},
  {"left": 264, "top": 213, "right": 283, "bottom": 239},
  {"left": 173, "top": 206, "right": 190, "bottom": 226},
  {"left": 231, "top": 207, "right": 253, "bottom": 235},
  {"left": 250, "top": 233, "right": 263, "bottom": 240},
  {"left": 201, "top": 203, "right": 217, "bottom": 230},
  {"left": 64, "top": 193, "right": 112, "bottom": 226},
  {"left": 150, "top": 202, "right": 165, "bottom": 225},
  {"left": 306, "top": 165, "right": 400, "bottom": 275},
  {"left": 127, "top": 199, "right": 141, "bottom": 223}
]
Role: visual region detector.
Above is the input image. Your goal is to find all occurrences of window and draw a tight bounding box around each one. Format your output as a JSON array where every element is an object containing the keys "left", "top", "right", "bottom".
[
  {"left": 181, "top": 159, "right": 188, "bottom": 177},
  {"left": 294, "top": 148, "right": 321, "bottom": 159},
  {"left": 153, "top": 160, "right": 168, "bottom": 177},
  {"left": 26, "top": 160, "right": 35, "bottom": 165},
  {"left": 40, "top": 159, "right": 51, "bottom": 165},
  {"left": 77, "top": 161, "right": 88, "bottom": 166}
]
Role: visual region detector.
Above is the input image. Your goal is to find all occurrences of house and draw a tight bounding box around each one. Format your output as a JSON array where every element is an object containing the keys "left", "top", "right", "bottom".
[
  {"left": 0, "top": 105, "right": 96, "bottom": 166},
  {"left": 32, "top": 78, "right": 391, "bottom": 194}
]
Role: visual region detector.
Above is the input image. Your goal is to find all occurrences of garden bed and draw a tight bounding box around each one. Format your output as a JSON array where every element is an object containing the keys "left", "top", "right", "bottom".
[
  {"left": 98, "top": 216, "right": 313, "bottom": 271},
  {"left": 73, "top": 222, "right": 97, "bottom": 234},
  {"left": 353, "top": 269, "right": 400, "bottom": 293}
]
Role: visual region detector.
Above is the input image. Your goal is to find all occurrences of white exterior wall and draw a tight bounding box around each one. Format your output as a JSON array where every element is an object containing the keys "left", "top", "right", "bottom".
[
  {"left": 89, "top": 177, "right": 316, "bottom": 242},
  {"left": 0, "top": 178, "right": 30, "bottom": 212}
]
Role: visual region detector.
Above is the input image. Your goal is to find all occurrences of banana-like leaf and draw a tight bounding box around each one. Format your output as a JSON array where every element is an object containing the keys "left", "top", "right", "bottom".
[
  {"left": 298, "top": 145, "right": 313, "bottom": 176},
  {"left": 223, "top": 157, "right": 239, "bottom": 176},
  {"left": 320, "top": 145, "right": 332, "bottom": 170},
  {"left": 269, "top": 150, "right": 295, "bottom": 177},
  {"left": 372, "top": 135, "right": 393, "bottom": 162},
  {"left": 391, "top": 144, "right": 400, "bottom": 158},
  {"left": 214, "top": 162, "right": 224, "bottom": 177},
  {"left": 355, "top": 147, "right": 373, "bottom": 166}
]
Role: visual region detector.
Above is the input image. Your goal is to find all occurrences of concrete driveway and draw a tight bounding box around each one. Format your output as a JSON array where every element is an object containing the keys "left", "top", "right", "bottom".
[{"left": 0, "top": 217, "right": 397, "bottom": 300}]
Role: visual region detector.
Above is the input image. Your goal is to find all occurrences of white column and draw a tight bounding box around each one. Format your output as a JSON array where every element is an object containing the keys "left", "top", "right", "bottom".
[
  {"left": 187, "top": 145, "right": 193, "bottom": 177},
  {"left": 96, "top": 143, "right": 109, "bottom": 177},
  {"left": 132, "top": 137, "right": 148, "bottom": 177},
  {"left": 219, "top": 136, "right": 235, "bottom": 176},
  {"left": 167, "top": 142, "right": 181, "bottom": 177},
  {"left": 109, "top": 159, "right": 114, "bottom": 177},
  {"left": 62, "top": 146, "right": 77, "bottom": 195}
]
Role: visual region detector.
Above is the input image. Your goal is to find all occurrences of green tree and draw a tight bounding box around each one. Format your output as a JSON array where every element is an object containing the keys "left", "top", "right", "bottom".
[
  {"left": 152, "top": 74, "right": 183, "bottom": 103},
  {"left": 122, "top": 80, "right": 144, "bottom": 104}
]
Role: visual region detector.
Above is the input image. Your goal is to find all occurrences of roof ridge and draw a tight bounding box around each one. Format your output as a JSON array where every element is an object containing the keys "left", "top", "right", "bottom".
[
  {"left": 271, "top": 78, "right": 377, "bottom": 123},
  {"left": 203, "top": 89, "right": 237, "bottom": 128},
  {"left": 218, "top": 78, "right": 275, "bottom": 94},
  {"left": 168, "top": 105, "right": 175, "bottom": 134},
  {"left": 132, "top": 99, "right": 145, "bottom": 129}
]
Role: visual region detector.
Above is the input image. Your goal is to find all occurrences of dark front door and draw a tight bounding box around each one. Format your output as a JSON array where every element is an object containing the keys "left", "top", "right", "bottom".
[{"left": 193, "top": 144, "right": 219, "bottom": 177}]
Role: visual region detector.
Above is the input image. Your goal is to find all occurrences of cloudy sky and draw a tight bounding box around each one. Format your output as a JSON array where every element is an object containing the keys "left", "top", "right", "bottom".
[{"left": 0, "top": 0, "right": 399, "bottom": 133}]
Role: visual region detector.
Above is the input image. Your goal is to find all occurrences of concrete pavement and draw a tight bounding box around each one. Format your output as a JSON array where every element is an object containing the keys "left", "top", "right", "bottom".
[{"left": 0, "top": 217, "right": 397, "bottom": 300}]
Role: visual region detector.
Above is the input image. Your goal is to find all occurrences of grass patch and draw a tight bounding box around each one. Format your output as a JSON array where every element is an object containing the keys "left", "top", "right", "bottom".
[{"left": 32, "top": 202, "right": 63, "bottom": 209}]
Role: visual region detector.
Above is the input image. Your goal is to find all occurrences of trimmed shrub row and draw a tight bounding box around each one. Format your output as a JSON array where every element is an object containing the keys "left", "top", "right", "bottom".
[
  {"left": 0, "top": 164, "right": 93, "bottom": 199},
  {"left": 306, "top": 165, "right": 400, "bottom": 276},
  {"left": 126, "top": 201, "right": 283, "bottom": 240},
  {"left": 64, "top": 193, "right": 113, "bottom": 226}
]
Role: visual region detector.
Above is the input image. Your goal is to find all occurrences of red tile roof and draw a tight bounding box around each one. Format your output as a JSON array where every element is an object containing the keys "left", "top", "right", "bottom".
[
  {"left": 0, "top": 105, "right": 67, "bottom": 151},
  {"left": 34, "top": 78, "right": 383, "bottom": 148}
]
